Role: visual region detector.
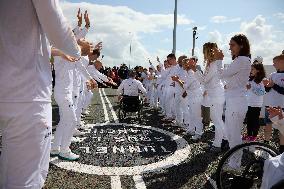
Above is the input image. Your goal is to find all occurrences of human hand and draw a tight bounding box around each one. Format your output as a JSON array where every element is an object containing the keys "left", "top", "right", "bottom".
[
  {"left": 84, "top": 10, "right": 90, "bottom": 28},
  {"left": 77, "top": 8, "right": 83, "bottom": 27},
  {"left": 267, "top": 106, "right": 283, "bottom": 119},
  {"left": 213, "top": 48, "right": 224, "bottom": 61}
]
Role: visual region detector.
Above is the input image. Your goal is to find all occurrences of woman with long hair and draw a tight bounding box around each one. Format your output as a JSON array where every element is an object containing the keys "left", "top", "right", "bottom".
[
  {"left": 214, "top": 34, "right": 251, "bottom": 151},
  {"left": 195, "top": 42, "right": 226, "bottom": 152}
]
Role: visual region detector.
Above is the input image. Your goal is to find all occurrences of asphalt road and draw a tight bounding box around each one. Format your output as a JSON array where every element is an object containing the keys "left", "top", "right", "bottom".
[
  {"left": 0, "top": 88, "right": 279, "bottom": 189},
  {"left": 45, "top": 88, "right": 222, "bottom": 189}
]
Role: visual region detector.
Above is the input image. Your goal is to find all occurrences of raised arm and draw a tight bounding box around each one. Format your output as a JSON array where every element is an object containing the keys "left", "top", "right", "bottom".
[{"left": 32, "top": 0, "right": 81, "bottom": 58}]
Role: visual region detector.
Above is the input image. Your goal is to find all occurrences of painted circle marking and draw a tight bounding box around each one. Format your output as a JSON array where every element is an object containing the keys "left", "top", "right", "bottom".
[{"left": 50, "top": 123, "right": 190, "bottom": 176}]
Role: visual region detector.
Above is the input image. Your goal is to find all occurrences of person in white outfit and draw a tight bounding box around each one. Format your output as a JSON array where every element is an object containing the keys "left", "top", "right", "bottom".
[
  {"left": 261, "top": 106, "right": 284, "bottom": 189},
  {"left": 0, "top": 0, "right": 90, "bottom": 188},
  {"left": 215, "top": 34, "right": 251, "bottom": 150},
  {"left": 163, "top": 53, "right": 180, "bottom": 122},
  {"left": 244, "top": 62, "right": 266, "bottom": 141},
  {"left": 173, "top": 58, "right": 204, "bottom": 140},
  {"left": 195, "top": 42, "right": 226, "bottom": 151},
  {"left": 117, "top": 70, "right": 147, "bottom": 99}
]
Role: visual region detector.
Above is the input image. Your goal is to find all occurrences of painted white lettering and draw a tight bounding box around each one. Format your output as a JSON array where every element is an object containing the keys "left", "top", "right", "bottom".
[
  {"left": 144, "top": 146, "right": 156, "bottom": 153},
  {"left": 96, "top": 146, "right": 108, "bottom": 154},
  {"left": 113, "top": 146, "right": 125, "bottom": 154},
  {"left": 161, "top": 146, "right": 171, "bottom": 153}
]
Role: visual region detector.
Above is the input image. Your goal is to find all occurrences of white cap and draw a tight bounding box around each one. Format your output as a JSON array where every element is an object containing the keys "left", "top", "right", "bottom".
[{"left": 253, "top": 56, "right": 263, "bottom": 64}]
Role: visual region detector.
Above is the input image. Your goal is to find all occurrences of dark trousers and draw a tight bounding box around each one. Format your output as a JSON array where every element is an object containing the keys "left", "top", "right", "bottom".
[{"left": 246, "top": 106, "right": 261, "bottom": 137}]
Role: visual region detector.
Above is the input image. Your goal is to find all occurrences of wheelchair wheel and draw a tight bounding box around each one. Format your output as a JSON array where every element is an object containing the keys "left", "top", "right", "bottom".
[{"left": 216, "top": 142, "right": 279, "bottom": 189}]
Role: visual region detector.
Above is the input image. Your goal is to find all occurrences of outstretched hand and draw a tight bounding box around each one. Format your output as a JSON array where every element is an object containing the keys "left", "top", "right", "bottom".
[{"left": 94, "top": 42, "right": 103, "bottom": 51}]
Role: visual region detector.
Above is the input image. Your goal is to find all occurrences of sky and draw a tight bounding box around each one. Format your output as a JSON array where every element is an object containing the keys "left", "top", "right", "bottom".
[{"left": 60, "top": 0, "right": 284, "bottom": 68}]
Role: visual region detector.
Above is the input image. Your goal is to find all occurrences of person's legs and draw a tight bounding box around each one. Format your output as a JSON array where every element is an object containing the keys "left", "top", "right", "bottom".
[
  {"left": 190, "top": 100, "right": 203, "bottom": 136},
  {"left": 0, "top": 102, "right": 52, "bottom": 189},
  {"left": 246, "top": 106, "right": 254, "bottom": 137},
  {"left": 252, "top": 107, "right": 261, "bottom": 137},
  {"left": 225, "top": 97, "right": 247, "bottom": 149},
  {"left": 202, "top": 105, "right": 210, "bottom": 127},
  {"left": 210, "top": 102, "right": 225, "bottom": 147}
]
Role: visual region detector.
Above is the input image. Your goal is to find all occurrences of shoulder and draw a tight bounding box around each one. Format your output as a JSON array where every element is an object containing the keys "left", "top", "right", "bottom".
[{"left": 235, "top": 56, "right": 251, "bottom": 64}]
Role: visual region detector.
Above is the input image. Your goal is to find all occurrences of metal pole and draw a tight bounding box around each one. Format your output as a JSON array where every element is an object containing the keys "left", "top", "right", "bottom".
[
  {"left": 192, "top": 27, "right": 197, "bottom": 56},
  {"left": 172, "top": 0, "right": 177, "bottom": 54}
]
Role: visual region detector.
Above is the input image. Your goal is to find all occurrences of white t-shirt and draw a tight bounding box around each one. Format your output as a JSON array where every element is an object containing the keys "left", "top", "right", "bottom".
[
  {"left": 117, "top": 78, "right": 147, "bottom": 96},
  {"left": 220, "top": 56, "right": 251, "bottom": 98},
  {"left": 246, "top": 80, "right": 265, "bottom": 107},
  {"left": 263, "top": 72, "right": 284, "bottom": 108}
]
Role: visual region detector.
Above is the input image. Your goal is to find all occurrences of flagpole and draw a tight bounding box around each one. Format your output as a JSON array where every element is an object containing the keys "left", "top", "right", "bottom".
[{"left": 172, "top": 0, "right": 177, "bottom": 54}]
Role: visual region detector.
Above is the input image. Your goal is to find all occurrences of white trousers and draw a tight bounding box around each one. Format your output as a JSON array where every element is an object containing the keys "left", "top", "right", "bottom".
[
  {"left": 174, "top": 93, "right": 183, "bottom": 124},
  {"left": 0, "top": 102, "right": 52, "bottom": 189},
  {"left": 210, "top": 101, "right": 226, "bottom": 147},
  {"left": 164, "top": 87, "right": 176, "bottom": 119},
  {"left": 53, "top": 93, "right": 77, "bottom": 151},
  {"left": 225, "top": 96, "right": 247, "bottom": 149},
  {"left": 261, "top": 153, "right": 284, "bottom": 189},
  {"left": 188, "top": 98, "right": 203, "bottom": 135},
  {"left": 82, "top": 90, "right": 93, "bottom": 111}
]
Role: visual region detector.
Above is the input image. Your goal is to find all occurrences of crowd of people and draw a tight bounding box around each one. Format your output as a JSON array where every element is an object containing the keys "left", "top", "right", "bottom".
[
  {"left": 118, "top": 40, "right": 284, "bottom": 188},
  {"left": 0, "top": 0, "right": 284, "bottom": 188}
]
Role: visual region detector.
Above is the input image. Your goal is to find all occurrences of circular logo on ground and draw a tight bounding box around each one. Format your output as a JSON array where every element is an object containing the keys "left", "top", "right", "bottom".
[{"left": 50, "top": 123, "right": 190, "bottom": 176}]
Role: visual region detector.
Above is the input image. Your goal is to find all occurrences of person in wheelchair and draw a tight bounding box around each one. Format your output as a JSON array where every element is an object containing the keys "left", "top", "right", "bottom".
[
  {"left": 117, "top": 70, "right": 147, "bottom": 112},
  {"left": 261, "top": 107, "right": 284, "bottom": 189}
]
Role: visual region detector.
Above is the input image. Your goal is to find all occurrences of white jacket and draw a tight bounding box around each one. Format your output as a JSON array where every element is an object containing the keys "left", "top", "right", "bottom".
[
  {"left": 195, "top": 61, "right": 224, "bottom": 105},
  {"left": 0, "top": 0, "right": 80, "bottom": 102},
  {"left": 220, "top": 56, "right": 251, "bottom": 98}
]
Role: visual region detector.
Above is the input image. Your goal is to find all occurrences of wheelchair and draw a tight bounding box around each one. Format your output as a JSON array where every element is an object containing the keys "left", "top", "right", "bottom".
[
  {"left": 216, "top": 142, "right": 280, "bottom": 189},
  {"left": 118, "top": 95, "right": 143, "bottom": 122}
]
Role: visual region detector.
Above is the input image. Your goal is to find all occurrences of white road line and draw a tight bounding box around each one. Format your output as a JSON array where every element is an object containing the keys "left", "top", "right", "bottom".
[
  {"left": 111, "top": 176, "right": 122, "bottom": 189},
  {"left": 98, "top": 88, "right": 109, "bottom": 123},
  {"left": 101, "top": 88, "right": 118, "bottom": 123},
  {"left": 133, "top": 175, "right": 147, "bottom": 189}
]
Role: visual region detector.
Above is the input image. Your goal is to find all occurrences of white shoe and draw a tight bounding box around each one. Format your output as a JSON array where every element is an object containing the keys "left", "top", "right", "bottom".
[
  {"left": 73, "top": 128, "right": 85, "bottom": 137},
  {"left": 82, "top": 109, "right": 90, "bottom": 115},
  {"left": 191, "top": 134, "right": 201, "bottom": 141},
  {"left": 50, "top": 148, "right": 60, "bottom": 157},
  {"left": 58, "top": 150, "right": 79, "bottom": 161}
]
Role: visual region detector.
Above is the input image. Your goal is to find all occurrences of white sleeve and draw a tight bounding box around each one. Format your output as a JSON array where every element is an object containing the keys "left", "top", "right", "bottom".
[
  {"left": 32, "top": 0, "right": 81, "bottom": 58},
  {"left": 95, "top": 71, "right": 109, "bottom": 82},
  {"left": 117, "top": 81, "right": 125, "bottom": 95},
  {"left": 76, "top": 60, "right": 92, "bottom": 80},
  {"left": 87, "top": 67, "right": 105, "bottom": 83},
  {"left": 76, "top": 27, "right": 89, "bottom": 39},
  {"left": 137, "top": 81, "right": 147, "bottom": 95}
]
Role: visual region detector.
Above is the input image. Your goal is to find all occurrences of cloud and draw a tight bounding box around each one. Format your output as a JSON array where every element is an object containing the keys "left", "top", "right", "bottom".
[
  {"left": 210, "top": 16, "right": 241, "bottom": 23},
  {"left": 59, "top": 1, "right": 193, "bottom": 68},
  {"left": 205, "top": 15, "right": 284, "bottom": 66},
  {"left": 274, "top": 12, "right": 284, "bottom": 23}
]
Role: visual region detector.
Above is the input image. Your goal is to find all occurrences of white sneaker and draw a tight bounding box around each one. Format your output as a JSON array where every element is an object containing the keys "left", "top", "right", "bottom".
[
  {"left": 82, "top": 109, "right": 90, "bottom": 115},
  {"left": 58, "top": 150, "right": 79, "bottom": 161},
  {"left": 73, "top": 128, "right": 85, "bottom": 137},
  {"left": 50, "top": 148, "right": 60, "bottom": 157},
  {"left": 191, "top": 134, "right": 201, "bottom": 141}
]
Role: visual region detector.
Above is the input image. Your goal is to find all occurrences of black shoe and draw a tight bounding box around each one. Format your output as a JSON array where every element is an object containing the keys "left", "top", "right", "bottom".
[
  {"left": 208, "top": 145, "right": 222, "bottom": 153},
  {"left": 221, "top": 139, "right": 230, "bottom": 152}
]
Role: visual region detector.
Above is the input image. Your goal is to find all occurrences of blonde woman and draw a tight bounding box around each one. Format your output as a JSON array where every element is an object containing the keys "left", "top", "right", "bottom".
[{"left": 195, "top": 42, "right": 226, "bottom": 152}]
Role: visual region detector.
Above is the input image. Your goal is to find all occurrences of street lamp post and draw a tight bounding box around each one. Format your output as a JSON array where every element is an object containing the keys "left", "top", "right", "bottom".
[
  {"left": 192, "top": 26, "right": 198, "bottom": 56},
  {"left": 172, "top": 0, "right": 177, "bottom": 54}
]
